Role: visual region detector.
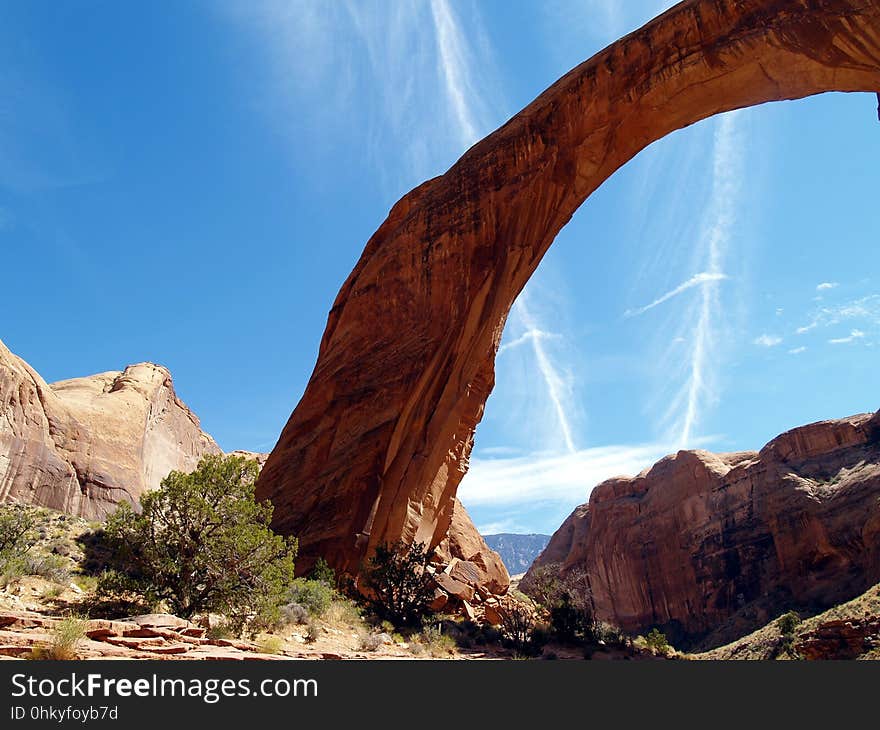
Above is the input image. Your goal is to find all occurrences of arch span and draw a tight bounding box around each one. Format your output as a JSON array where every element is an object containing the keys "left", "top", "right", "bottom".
[{"left": 255, "top": 0, "right": 880, "bottom": 580}]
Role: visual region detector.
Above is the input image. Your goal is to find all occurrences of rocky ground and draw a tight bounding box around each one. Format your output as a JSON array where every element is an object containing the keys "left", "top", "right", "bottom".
[
  {"left": 0, "top": 508, "right": 672, "bottom": 661},
  {"left": 693, "top": 584, "right": 880, "bottom": 660}
]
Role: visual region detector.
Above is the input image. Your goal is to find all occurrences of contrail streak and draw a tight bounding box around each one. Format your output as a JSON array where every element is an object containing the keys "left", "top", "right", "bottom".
[{"left": 625, "top": 272, "right": 728, "bottom": 317}]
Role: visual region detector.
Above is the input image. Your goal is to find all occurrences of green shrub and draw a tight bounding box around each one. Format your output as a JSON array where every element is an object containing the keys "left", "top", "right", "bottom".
[
  {"left": 522, "top": 564, "right": 597, "bottom": 644},
  {"left": 414, "top": 624, "right": 456, "bottom": 657},
  {"left": 255, "top": 634, "right": 284, "bottom": 655},
  {"left": 0, "top": 505, "right": 37, "bottom": 572},
  {"left": 29, "top": 615, "right": 88, "bottom": 660},
  {"left": 595, "top": 622, "right": 628, "bottom": 647},
  {"left": 519, "top": 562, "right": 565, "bottom": 607},
  {"left": 287, "top": 578, "right": 335, "bottom": 618},
  {"left": 362, "top": 541, "right": 435, "bottom": 627},
  {"left": 308, "top": 558, "right": 336, "bottom": 586},
  {"left": 497, "top": 600, "right": 547, "bottom": 657},
  {"left": 23, "top": 554, "right": 71, "bottom": 584},
  {"left": 777, "top": 611, "right": 801, "bottom": 636},
  {"left": 644, "top": 628, "right": 671, "bottom": 654},
  {"left": 99, "top": 455, "right": 297, "bottom": 633}
]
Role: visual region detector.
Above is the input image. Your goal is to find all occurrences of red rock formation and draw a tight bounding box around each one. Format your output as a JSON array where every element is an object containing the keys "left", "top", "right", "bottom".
[
  {"left": 525, "top": 411, "right": 880, "bottom": 643},
  {"left": 256, "top": 0, "right": 880, "bottom": 587},
  {"left": 0, "top": 339, "right": 221, "bottom": 519},
  {"left": 433, "top": 498, "right": 509, "bottom": 595}
]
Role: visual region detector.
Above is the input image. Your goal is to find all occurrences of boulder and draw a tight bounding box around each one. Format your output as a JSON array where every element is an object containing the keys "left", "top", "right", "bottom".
[
  {"left": 434, "top": 573, "right": 474, "bottom": 603},
  {"left": 429, "top": 588, "right": 449, "bottom": 613}
]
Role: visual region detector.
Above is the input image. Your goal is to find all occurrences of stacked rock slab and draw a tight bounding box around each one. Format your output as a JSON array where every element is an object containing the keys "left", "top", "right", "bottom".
[
  {"left": 255, "top": 0, "right": 880, "bottom": 594},
  {"left": 427, "top": 498, "right": 510, "bottom": 611},
  {"left": 0, "top": 339, "right": 221, "bottom": 519},
  {"left": 526, "top": 411, "right": 880, "bottom": 643}
]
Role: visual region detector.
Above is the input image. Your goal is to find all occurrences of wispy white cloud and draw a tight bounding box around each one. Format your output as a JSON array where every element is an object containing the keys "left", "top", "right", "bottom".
[
  {"left": 513, "top": 296, "right": 577, "bottom": 454},
  {"left": 420, "top": 0, "right": 579, "bottom": 459},
  {"left": 429, "top": 0, "right": 482, "bottom": 149},
  {"left": 788, "top": 346, "right": 807, "bottom": 355},
  {"left": 795, "top": 294, "right": 880, "bottom": 337},
  {"left": 816, "top": 282, "right": 838, "bottom": 291},
  {"left": 476, "top": 518, "right": 530, "bottom": 536},
  {"left": 664, "top": 111, "right": 743, "bottom": 448},
  {"left": 477, "top": 446, "right": 522, "bottom": 457},
  {"left": 829, "top": 329, "right": 866, "bottom": 344},
  {"left": 461, "top": 442, "right": 676, "bottom": 508},
  {"left": 497, "top": 329, "right": 560, "bottom": 355},
  {"left": 625, "top": 272, "right": 728, "bottom": 317},
  {"left": 754, "top": 334, "right": 782, "bottom": 347},
  {"left": 221, "top": 1, "right": 503, "bottom": 192}
]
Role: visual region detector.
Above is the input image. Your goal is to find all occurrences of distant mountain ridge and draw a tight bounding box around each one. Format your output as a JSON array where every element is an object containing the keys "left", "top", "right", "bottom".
[{"left": 482, "top": 533, "right": 550, "bottom": 575}]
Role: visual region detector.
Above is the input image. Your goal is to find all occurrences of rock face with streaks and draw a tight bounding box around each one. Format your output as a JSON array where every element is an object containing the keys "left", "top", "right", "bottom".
[
  {"left": 255, "top": 0, "right": 880, "bottom": 588},
  {"left": 0, "top": 339, "right": 221, "bottom": 519},
  {"left": 526, "top": 411, "right": 880, "bottom": 643}
]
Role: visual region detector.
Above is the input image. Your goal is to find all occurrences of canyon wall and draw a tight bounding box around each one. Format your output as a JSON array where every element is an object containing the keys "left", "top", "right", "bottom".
[{"left": 526, "top": 411, "right": 880, "bottom": 643}]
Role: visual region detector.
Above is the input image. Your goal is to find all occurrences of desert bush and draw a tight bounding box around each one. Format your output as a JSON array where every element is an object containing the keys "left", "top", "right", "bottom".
[
  {"left": 362, "top": 540, "right": 435, "bottom": 627},
  {"left": 308, "top": 557, "right": 336, "bottom": 586},
  {"left": 777, "top": 611, "right": 801, "bottom": 636},
  {"left": 358, "top": 630, "right": 383, "bottom": 652},
  {"left": 414, "top": 624, "right": 456, "bottom": 657},
  {"left": 519, "top": 562, "right": 565, "bottom": 607},
  {"left": 22, "top": 554, "right": 71, "bottom": 584},
  {"left": 522, "top": 563, "right": 598, "bottom": 644},
  {"left": 282, "top": 602, "right": 310, "bottom": 625},
  {"left": 305, "top": 619, "right": 321, "bottom": 643},
  {"left": 595, "top": 622, "right": 628, "bottom": 647},
  {"left": 287, "top": 578, "right": 335, "bottom": 618},
  {"left": 644, "top": 628, "right": 671, "bottom": 654},
  {"left": 775, "top": 610, "right": 802, "bottom": 659},
  {"left": 99, "top": 455, "right": 297, "bottom": 633},
  {"left": 0, "top": 505, "right": 37, "bottom": 572},
  {"left": 255, "top": 634, "right": 284, "bottom": 655},
  {"left": 325, "top": 598, "right": 363, "bottom": 628},
  {"left": 29, "top": 615, "right": 88, "bottom": 660},
  {"left": 497, "top": 600, "right": 548, "bottom": 656},
  {"left": 40, "top": 584, "right": 65, "bottom": 600}
]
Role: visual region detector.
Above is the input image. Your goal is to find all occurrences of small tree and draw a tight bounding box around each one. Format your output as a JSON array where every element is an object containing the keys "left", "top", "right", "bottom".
[
  {"left": 309, "top": 557, "right": 336, "bottom": 586},
  {"left": 0, "top": 504, "right": 37, "bottom": 568},
  {"left": 777, "top": 610, "right": 801, "bottom": 636},
  {"left": 522, "top": 563, "right": 598, "bottom": 643},
  {"left": 362, "top": 541, "right": 435, "bottom": 627},
  {"left": 101, "top": 454, "right": 297, "bottom": 632},
  {"left": 497, "top": 598, "right": 547, "bottom": 656},
  {"left": 519, "top": 562, "right": 565, "bottom": 607}
]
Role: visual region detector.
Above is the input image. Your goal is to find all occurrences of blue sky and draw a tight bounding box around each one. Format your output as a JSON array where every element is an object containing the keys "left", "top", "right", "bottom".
[{"left": 2, "top": 1, "right": 878, "bottom": 536}]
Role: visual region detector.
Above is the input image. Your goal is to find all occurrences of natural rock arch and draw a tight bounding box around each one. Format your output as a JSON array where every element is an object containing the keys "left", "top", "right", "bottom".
[{"left": 256, "top": 0, "right": 880, "bottom": 580}]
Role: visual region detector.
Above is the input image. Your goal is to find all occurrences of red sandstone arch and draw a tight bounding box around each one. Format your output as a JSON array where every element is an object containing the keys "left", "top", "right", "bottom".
[{"left": 255, "top": 0, "right": 880, "bottom": 581}]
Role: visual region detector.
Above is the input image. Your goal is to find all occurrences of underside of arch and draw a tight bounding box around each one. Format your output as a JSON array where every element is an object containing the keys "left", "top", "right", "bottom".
[{"left": 255, "top": 0, "right": 880, "bottom": 584}]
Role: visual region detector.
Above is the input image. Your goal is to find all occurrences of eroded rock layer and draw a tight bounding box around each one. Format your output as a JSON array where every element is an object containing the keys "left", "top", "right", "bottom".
[
  {"left": 526, "top": 411, "right": 880, "bottom": 643},
  {"left": 256, "top": 0, "right": 880, "bottom": 585},
  {"left": 0, "top": 339, "right": 221, "bottom": 519}
]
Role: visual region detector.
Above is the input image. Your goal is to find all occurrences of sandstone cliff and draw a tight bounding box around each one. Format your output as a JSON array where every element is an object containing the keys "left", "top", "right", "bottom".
[
  {"left": 0, "top": 339, "right": 221, "bottom": 519},
  {"left": 526, "top": 411, "right": 880, "bottom": 644},
  {"left": 255, "top": 0, "right": 880, "bottom": 589}
]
